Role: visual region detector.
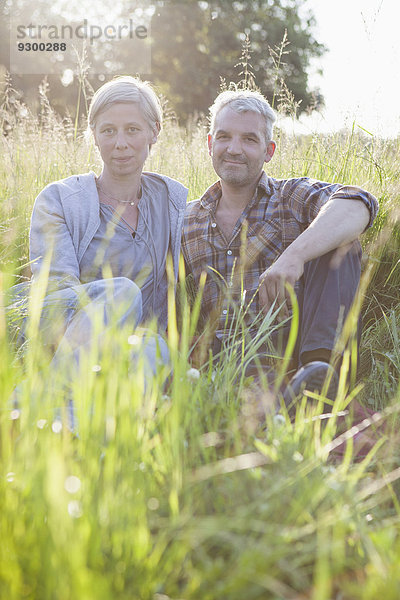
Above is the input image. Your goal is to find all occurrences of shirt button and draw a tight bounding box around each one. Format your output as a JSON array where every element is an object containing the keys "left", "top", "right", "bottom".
[
  {"left": 222, "top": 309, "right": 228, "bottom": 315},
  {"left": 227, "top": 249, "right": 232, "bottom": 255},
  {"left": 211, "top": 222, "right": 217, "bottom": 228}
]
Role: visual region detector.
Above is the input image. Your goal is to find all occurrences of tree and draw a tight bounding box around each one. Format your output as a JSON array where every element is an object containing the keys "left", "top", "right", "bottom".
[
  {"left": 0, "top": 0, "right": 326, "bottom": 123},
  {"left": 149, "top": 0, "right": 326, "bottom": 120}
]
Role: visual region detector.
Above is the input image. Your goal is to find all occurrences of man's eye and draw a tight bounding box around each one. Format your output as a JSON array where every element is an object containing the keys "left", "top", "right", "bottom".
[
  {"left": 128, "top": 127, "right": 139, "bottom": 133},
  {"left": 103, "top": 128, "right": 114, "bottom": 134}
]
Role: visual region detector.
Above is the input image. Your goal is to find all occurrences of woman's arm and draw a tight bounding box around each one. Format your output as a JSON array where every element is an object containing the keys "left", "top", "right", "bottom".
[{"left": 30, "top": 185, "right": 81, "bottom": 290}]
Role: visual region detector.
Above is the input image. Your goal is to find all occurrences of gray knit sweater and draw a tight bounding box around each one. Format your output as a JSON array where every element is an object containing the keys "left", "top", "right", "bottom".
[{"left": 29, "top": 171, "right": 188, "bottom": 330}]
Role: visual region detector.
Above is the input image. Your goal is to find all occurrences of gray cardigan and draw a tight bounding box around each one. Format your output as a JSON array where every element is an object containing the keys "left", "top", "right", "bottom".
[{"left": 29, "top": 171, "right": 188, "bottom": 329}]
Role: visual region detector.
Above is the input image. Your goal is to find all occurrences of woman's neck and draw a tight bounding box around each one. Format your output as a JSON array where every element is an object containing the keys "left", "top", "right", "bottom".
[{"left": 97, "top": 170, "right": 142, "bottom": 203}]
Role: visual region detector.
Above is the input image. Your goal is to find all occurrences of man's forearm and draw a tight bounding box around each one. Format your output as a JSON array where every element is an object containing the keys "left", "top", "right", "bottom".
[
  {"left": 258, "top": 198, "right": 370, "bottom": 313},
  {"left": 283, "top": 197, "right": 370, "bottom": 265}
]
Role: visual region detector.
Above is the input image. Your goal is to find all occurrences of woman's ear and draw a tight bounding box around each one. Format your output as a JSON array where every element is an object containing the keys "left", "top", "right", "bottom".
[
  {"left": 92, "top": 128, "right": 99, "bottom": 149},
  {"left": 151, "top": 121, "right": 161, "bottom": 144}
]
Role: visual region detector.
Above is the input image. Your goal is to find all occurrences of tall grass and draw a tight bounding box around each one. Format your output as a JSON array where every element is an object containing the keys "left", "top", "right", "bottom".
[{"left": 1, "top": 78, "right": 400, "bottom": 599}]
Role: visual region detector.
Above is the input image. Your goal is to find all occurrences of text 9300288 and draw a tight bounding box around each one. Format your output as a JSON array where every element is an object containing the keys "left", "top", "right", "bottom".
[{"left": 17, "top": 42, "right": 67, "bottom": 52}]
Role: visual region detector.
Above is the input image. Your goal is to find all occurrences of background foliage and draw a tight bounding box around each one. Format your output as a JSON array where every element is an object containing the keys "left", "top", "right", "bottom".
[{"left": 0, "top": 0, "right": 325, "bottom": 121}]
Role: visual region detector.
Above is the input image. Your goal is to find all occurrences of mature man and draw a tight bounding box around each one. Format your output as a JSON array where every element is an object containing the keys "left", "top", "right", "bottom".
[{"left": 181, "top": 90, "right": 378, "bottom": 409}]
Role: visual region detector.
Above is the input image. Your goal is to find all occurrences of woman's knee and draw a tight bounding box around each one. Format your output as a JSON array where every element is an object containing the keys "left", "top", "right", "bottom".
[
  {"left": 84, "top": 277, "right": 141, "bottom": 306},
  {"left": 108, "top": 277, "right": 143, "bottom": 325},
  {"left": 113, "top": 277, "right": 141, "bottom": 306},
  {"left": 112, "top": 277, "right": 141, "bottom": 297}
]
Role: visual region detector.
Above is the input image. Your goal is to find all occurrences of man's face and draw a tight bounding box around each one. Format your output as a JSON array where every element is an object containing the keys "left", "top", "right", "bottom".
[{"left": 208, "top": 106, "right": 275, "bottom": 187}]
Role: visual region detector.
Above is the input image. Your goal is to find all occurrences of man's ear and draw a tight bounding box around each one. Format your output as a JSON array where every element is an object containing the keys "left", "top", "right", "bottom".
[
  {"left": 207, "top": 133, "right": 213, "bottom": 156},
  {"left": 264, "top": 141, "right": 276, "bottom": 164}
]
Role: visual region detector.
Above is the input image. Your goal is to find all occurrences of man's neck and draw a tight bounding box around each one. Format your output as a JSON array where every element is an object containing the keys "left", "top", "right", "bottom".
[{"left": 218, "top": 180, "right": 258, "bottom": 213}]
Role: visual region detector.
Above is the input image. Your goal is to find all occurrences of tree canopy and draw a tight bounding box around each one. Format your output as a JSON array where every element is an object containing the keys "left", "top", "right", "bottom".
[
  {"left": 1, "top": 0, "right": 326, "bottom": 121},
  {"left": 150, "top": 0, "right": 325, "bottom": 119}
]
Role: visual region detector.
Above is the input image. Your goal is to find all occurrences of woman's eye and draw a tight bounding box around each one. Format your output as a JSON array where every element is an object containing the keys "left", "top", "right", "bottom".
[{"left": 128, "top": 127, "right": 139, "bottom": 133}]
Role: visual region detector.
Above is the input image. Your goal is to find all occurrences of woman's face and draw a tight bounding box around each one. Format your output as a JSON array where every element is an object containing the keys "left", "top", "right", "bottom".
[{"left": 93, "top": 102, "right": 158, "bottom": 178}]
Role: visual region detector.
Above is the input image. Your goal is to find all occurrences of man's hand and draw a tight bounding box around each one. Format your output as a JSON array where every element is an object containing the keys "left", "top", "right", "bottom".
[
  {"left": 259, "top": 197, "right": 372, "bottom": 318},
  {"left": 259, "top": 251, "right": 304, "bottom": 317}
]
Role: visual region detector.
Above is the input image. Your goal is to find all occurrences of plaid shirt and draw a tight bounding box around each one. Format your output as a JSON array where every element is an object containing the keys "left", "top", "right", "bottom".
[{"left": 181, "top": 172, "right": 378, "bottom": 333}]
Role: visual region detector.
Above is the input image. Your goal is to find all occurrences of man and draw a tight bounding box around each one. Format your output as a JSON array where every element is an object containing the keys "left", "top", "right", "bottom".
[{"left": 181, "top": 89, "right": 378, "bottom": 410}]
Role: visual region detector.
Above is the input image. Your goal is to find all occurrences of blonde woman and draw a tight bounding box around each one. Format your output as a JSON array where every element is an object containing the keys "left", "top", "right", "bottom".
[{"left": 11, "top": 76, "right": 187, "bottom": 418}]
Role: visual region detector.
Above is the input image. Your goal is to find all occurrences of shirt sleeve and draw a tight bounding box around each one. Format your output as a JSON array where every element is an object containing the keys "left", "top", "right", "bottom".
[
  {"left": 329, "top": 185, "right": 379, "bottom": 229},
  {"left": 283, "top": 178, "right": 379, "bottom": 229}
]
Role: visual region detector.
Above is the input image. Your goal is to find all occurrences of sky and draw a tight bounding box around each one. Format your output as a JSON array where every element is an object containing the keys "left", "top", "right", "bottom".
[{"left": 280, "top": 0, "right": 400, "bottom": 138}]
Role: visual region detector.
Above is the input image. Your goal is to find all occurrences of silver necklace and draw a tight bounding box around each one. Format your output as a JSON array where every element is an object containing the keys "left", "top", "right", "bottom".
[{"left": 96, "top": 179, "right": 141, "bottom": 207}]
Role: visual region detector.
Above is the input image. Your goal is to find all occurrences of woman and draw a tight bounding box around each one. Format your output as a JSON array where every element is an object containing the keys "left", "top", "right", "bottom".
[{"left": 11, "top": 76, "right": 187, "bottom": 402}]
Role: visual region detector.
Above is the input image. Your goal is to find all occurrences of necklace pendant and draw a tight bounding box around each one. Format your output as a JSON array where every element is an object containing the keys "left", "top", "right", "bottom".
[{"left": 130, "top": 201, "right": 135, "bottom": 206}]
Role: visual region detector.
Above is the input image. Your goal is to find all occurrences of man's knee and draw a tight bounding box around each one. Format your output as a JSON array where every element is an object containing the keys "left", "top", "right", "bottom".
[
  {"left": 327, "top": 240, "right": 362, "bottom": 277},
  {"left": 303, "top": 241, "right": 361, "bottom": 280}
]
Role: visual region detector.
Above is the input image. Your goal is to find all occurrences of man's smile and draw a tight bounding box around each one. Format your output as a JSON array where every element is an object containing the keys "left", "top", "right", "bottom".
[{"left": 222, "top": 158, "right": 247, "bottom": 164}]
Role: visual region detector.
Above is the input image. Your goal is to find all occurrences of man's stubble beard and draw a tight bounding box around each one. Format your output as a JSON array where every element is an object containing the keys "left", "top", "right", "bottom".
[
  {"left": 213, "top": 156, "right": 263, "bottom": 188},
  {"left": 213, "top": 156, "right": 248, "bottom": 185}
]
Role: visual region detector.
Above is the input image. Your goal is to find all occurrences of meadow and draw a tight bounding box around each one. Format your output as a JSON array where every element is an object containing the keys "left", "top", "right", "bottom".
[{"left": 1, "top": 77, "right": 400, "bottom": 599}]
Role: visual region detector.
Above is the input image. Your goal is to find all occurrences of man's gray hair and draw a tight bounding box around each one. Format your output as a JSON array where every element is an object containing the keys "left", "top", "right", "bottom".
[
  {"left": 88, "top": 75, "right": 162, "bottom": 134},
  {"left": 209, "top": 90, "right": 277, "bottom": 142}
]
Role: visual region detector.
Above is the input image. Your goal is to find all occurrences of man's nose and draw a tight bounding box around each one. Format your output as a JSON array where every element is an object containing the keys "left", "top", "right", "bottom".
[{"left": 226, "top": 137, "right": 242, "bottom": 154}]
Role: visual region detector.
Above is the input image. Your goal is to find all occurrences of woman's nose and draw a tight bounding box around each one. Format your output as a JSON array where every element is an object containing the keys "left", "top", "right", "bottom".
[{"left": 115, "top": 130, "right": 128, "bottom": 148}]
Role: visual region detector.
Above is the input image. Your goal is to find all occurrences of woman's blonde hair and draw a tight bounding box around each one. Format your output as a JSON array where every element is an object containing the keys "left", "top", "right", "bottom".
[{"left": 88, "top": 75, "right": 162, "bottom": 134}]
